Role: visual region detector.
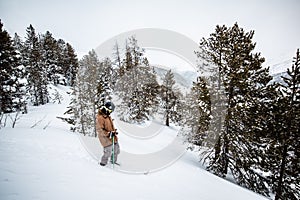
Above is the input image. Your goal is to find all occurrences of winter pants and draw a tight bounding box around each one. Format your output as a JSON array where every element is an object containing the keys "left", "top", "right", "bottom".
[{"left": 101, "top": 143, "right": 120, "bottom": 165}]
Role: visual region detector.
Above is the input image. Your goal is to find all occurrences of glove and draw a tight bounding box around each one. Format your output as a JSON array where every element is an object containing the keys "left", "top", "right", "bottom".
[{"left": 109, "top": 131, "right": 118, "bottom": 138}]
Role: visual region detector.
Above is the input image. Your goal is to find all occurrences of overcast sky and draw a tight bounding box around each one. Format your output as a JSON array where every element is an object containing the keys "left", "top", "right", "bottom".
[{"left": 1, "top": 0, "right": 299, "bottom": 67}]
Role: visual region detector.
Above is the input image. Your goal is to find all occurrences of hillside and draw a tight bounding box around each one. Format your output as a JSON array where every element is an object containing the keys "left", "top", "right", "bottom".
[{"left": 0, "top": 85, "right": 268, "bottom": 200}]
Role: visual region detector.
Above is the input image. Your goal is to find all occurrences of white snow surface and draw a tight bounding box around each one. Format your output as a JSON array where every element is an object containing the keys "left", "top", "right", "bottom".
[{"left": 0, "top": 85, "right": 268, "bottom": 200}]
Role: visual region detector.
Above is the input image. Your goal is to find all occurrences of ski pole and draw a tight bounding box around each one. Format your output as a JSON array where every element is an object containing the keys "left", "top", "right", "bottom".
[{"left": 112, "top": 135, "right": 115, "bottom": 169}]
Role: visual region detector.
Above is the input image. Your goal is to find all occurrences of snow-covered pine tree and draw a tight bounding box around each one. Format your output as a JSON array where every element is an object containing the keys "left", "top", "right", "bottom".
[
  {"left": 63, "top": 43, "right": 78, "bottom": 86},
  {"left": 12, "top": 33, "right": 23, "bottom": 55},
  {"left": 265, "top": 49, "right": 300, "bottom": 200},
  {"left": 227, "top": 63, "right": 273, "bottom": 197},
  {"left": 51, "top": 89, "right": 63, "bottom": 104},
  {"left": 115, "top": 36, "right": 159, "bottom": 123},
  {"left": 95, "top": 57, "right": 114, "bottom": 107},
  {"left": 12, "top": 32, "right": 27, "bottom": 113},
  {"left": 114, "top": 40, "right": 132, "bottom": 95},
  {"left": 160, "top": 70, "right": 182, "bottom": 126},
  {"left": 123, "top": 39, "right": 134, "bottom": 70},
  {"left": 195, "top": 23, "right": 272, "bottom": 196},
  {"left": 184, "top": 76, "right": 211, "bottom": 146},
  {"left": 55, "top": 39, "right": 79, "bottom": 86},
  {"left": 0, "top": 20, "right": 24, "bottom": 113},
  {"left": 137, "top": 64, "right": 160, "bottom": 121},
  {"left": 71, "top": 63, "right": 88, "bottom": 135},
  {"left": 112, "top": 41, "right": 122, "bottom": 69},
  {"left": 55, "top": 39, "right": 67, "bottom": 85},
  {"left": 23, "top": 24, "right": 48, "bottom": 106},
  {"left": 117, "top": 65, "right": 159, "bottom": 123},
  {"left": 70, "top": 50, "right": 114, "bottom": 136},
  {"left": 75, "top": 50, "right": 100, "bottom": 136},
  {"left": 40, "top": 31, "right": 60, "bottom": 85}
]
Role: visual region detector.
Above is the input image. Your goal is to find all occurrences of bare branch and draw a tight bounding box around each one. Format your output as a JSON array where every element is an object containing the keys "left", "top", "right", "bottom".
[
  {"left": 30, "top": 115, "right": 47, "bottom": 128},
  {"left": 43, "top": 121, "right": 51, "bottom": 130},
  {"left": 9, "top": 111, "right": 22, "bottom": 128}
]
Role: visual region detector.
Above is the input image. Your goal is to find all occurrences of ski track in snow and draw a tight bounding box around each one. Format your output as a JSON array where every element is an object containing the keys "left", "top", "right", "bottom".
[{"left": 0, "top": 85, "right": 268, "bottom": 200}]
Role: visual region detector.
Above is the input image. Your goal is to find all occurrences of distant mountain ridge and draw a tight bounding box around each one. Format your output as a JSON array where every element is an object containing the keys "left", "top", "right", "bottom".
[
  {"left": 153, "top": 65, "right": 197, "bottom": 91},
  {"left": 269, "top": 59, "right": 293, "bottom": 85},
  {"left": 152, "top": 59, "right": 293, "bottom": 92},
  {"left": 268, "top": 59, "right": 292, "bottom": 75}
]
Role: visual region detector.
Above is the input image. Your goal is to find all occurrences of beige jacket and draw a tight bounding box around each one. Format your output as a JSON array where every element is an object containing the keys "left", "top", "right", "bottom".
[{"left": 96, "top": 110, "right": 118, "bottom": 147}]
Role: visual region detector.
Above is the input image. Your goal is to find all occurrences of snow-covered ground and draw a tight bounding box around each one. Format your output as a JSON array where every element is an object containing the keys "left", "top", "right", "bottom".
[{"left": 0, "top": 85, "right": 268, "bottom": 200}]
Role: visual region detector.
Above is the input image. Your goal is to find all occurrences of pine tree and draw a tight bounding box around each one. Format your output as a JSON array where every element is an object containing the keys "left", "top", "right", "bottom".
[
  {"left": 115, "top": 36, "right": 159, "bottom": 123},
  {"left": 23, "top": 24, "right": 48, "bottom": 106},
  {"left": 0, "top": 20, "right": 24, "bottom": 113},
  {"left": 195, "top": 23, "right": 273, "bottom": 196},
  {"left": 72, "top": 62, "right": 90, "bottom": 135},
  {"left": 136, "top": 65, "right": 160, "bottom": 121},
  {"left": 40, "top": 31, "right": 60, "bottom": 85},
  {"left": 123, "top": 40, "right": 134, "bottom": 71},
  {"left": 55, "top": 39, "right": 79, "bottom": 86},
  {"left": 69, "top": 50, "right": 114, "bottom": 136},
  {"left": 55, "top": 39, "right": 66, "bottom": 86},
  {"left": 12, "top": 33, "right": 23, "bottom": 54},
  {"left": 161, "top": 70, "right": 182, "bottom": 126},
  {"left": 95, "top": 57, "right": 114, "bottom": 107},
  {"left": 265, "top": 49, "right": 300, "bottom": 200},
  {"left": 112, "top": 41, "right": 122, "bottom": 69},
  {"left": 77, "top": 50, "right": 100, "bottom": 136},
  {"left": 63, "top": 43, "right": 78, "bottom": 86},
  {"left": 12, "top": 33, "right": 27, "bottom": 113},
  {"left": 184, "top": 76, "right": 211, "bottom": 146}
]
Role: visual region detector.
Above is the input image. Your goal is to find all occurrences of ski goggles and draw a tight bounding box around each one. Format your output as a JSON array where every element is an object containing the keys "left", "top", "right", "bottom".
[{"left": 100, "top": 106, "right": 113, "bottom": 114}]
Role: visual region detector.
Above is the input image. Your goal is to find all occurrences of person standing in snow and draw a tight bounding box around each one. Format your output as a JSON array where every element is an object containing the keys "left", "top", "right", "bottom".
[{"left": 96, "top": 102, "right": 120, "bottom": 166}]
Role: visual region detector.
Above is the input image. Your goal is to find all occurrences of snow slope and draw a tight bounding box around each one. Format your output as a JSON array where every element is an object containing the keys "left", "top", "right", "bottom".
[{"left": 0, "top": 85, "right": 268, "bottom": 200}]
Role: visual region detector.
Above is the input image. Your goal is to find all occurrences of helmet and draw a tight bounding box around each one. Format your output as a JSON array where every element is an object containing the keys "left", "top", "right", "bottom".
[
  {"left": 100, "top": 102, "right": 115, "bottom": 115},
  {"left": 104, "top": 102, "right": 115, "bottom": 113}
]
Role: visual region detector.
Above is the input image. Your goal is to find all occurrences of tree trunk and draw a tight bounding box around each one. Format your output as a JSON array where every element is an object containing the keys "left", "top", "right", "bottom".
[
  {"left": 165, "top": 88, "right": 169, "bottom": 126},
  {"left": 275, "top": 143, "right": 288, "bottom": 200},
  {"left": 166, "top": 113, "right": 169, "bottom": 126},
  {"left": 93, "top": 102, "right": 97, "bottom": 137}
]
